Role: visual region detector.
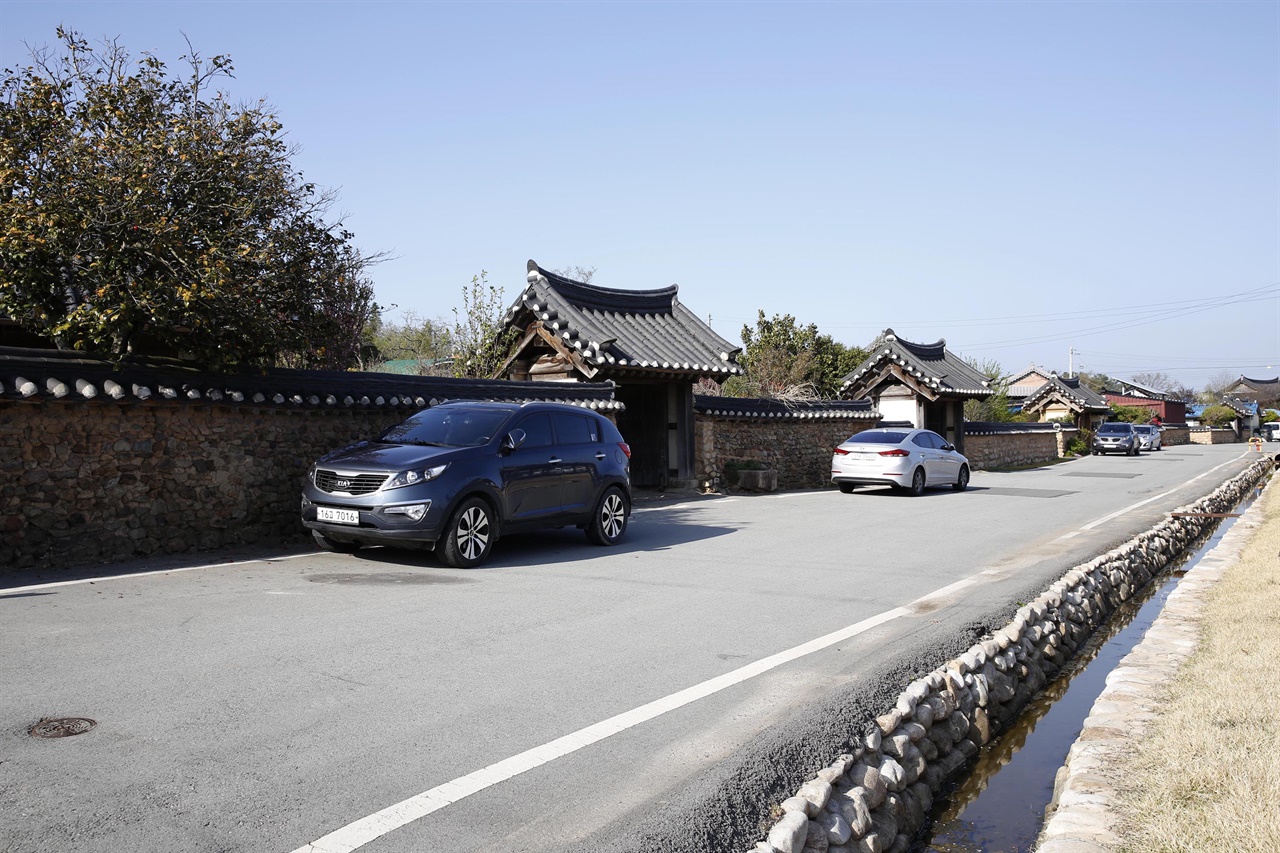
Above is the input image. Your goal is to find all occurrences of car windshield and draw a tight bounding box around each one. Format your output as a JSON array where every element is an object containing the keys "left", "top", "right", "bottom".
[
  {"left": 378, "top": 407, "right": 512, "bottom": 447},
  {"left": 846, "top": 430, "right": 910, "bottom": 444},
  {"left": 1098, "top": 423, "right": 1130, "bottom": 434}
]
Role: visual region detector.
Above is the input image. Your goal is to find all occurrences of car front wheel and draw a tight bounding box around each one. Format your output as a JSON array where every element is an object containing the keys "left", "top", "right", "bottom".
[
  {"left": 437, "top": 497, "right": 495, "bottom": 568},
  {"left": 952, "top": 465, "right": 969, "bottom": 492},
  {"left": 587, "top": 487, "right": 629, "bottom": 546}
]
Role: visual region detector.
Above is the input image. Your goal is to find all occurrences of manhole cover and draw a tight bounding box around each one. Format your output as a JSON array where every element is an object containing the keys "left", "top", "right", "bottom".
[{"left": 29, "top": 717, "right": 96, "bottom": 738}]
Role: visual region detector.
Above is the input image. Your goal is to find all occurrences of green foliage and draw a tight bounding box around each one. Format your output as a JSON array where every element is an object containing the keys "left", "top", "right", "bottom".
[
  {"left": 1066, "top": 428, "right": 1093, "bottom": 457},
  {"left": 452, "top": 271, "right": 518, "bottom": 379},
  {"left": 1200, "top": 405, "right": 1238, "bottom": 428},
  {"left": 0, "top": 29, "right": 379, "bottom": 369},
  {"left": 731, "top": 310, "right": 867, "bottom": 398},
  {"left": 1262, "top": 410, "right": 1279, "bottom": 424},
  {"left": 962, "top": 358, "right": 1016, "bottom": 422},
  {"left": 1110, "top": 404, "right": 1157, "bottom": 423},
  {"left": 371, "top": 310, "right": 453, "bottom": 375}
]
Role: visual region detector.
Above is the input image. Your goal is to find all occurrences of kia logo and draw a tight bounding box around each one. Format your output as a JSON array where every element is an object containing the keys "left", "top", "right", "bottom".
[{"left": 335, "top": 479, "right": 351, "bottom": 488}]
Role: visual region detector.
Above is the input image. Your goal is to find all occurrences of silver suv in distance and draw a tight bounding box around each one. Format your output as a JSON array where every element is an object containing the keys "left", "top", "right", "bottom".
[
  {"left": 301, "top": 401, "right": 632, "bottom": 567},
  {"left": 1092, "top": 422, "right": 1140, "bottom": 456}
]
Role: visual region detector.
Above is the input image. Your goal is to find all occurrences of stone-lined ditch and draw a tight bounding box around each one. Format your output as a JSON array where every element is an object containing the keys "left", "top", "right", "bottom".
[{"left": 746, "top": 458, "right": 1271, "bottom": 853}]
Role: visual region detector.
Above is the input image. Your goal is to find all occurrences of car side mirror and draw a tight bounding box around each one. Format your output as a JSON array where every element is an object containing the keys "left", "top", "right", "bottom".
[
  {"left": 942, "top": 443, "right": 955, "bottom": 452},
  {"left": 501, "top": 429, "right": 526, "bottom": 453}
]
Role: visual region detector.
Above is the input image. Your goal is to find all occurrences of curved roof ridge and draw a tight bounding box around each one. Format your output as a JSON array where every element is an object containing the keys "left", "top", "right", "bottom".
[{"left": 529, "top": 261, "right": 677, "bottom": 314}]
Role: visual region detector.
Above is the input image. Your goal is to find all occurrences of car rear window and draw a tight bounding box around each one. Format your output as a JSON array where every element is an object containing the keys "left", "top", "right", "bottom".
[
  {"left": 847, "top": 430, "right": 910, "bottom": 444},
  {"left": 553, "top": 413, "right": 597, "bottom": 444}
]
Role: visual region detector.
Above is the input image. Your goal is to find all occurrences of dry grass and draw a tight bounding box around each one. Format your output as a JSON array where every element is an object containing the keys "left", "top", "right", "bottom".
[{"left": 1114, "top": 484, "right": 1280, "bottom": 853}]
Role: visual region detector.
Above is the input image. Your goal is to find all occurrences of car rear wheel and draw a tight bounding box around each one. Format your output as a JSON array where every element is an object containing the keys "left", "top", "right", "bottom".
[
  {"left": 952, "top": 465, "right": 969, "bottom": 492},
  {"left": 437, "top": 497, "right": 495, "bottom": 568},
  {"left": 837, "top": 482, "right": 857, "bottom": 494},
  {"left": 586, "top": 487, "right": 629, "bottom": 546},
  {"left": 904, "top": 467, "right": 926, "bottom": 496},
  {"left": 312, "top": 530, "right": 361, "bottom": 553}
]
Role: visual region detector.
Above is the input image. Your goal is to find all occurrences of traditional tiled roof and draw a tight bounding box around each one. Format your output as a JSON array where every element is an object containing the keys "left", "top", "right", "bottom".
[
  {"left": 0, "top": 346, "right": 623, "bottom": 411},
  {"left": 1222, "top": 397, "right": 1257, "bottom": 416},
  {"left": 1021, "top": 373, "right": 1110, "bottom": 414},
  {"left": 693, "top": 395, "right": 877, "bottom": 420},
  {"left": 1237, "top": 375, "right": 1280, "bottom": 388},
  {"left": 838, "top": 329, "right": 992, "bottom": 399},
  {"left": 500, "top": 261, "right": 743, "bottom": 380},
  {"left": 1106, "top": 378, "right": 1170, "bottom": 400}
]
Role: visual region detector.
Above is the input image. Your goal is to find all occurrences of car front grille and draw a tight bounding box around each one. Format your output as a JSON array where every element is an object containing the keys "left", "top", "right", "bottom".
[{"left": 314, "top": 470, "right": 388, "bottom": 496}]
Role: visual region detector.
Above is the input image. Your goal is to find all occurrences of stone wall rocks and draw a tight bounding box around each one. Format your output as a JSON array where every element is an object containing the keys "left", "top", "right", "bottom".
[{"left": 744, "top": 458, "right": 1270, "bottom": 853}]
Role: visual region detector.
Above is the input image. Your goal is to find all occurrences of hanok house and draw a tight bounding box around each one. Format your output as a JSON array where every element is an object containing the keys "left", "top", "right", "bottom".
[
  {"left": 1102, "top": 378, "right": 1187, "bottom": 424},
  {"left": 1004, "top": 364, "right": 1055, "bottom": 414},
  {"left": 1223, "top": 375, "right": 1280, "bottom": 407},
  {"left": 1019, "top": 373, "right": 1110, "bottom": 430},
  {"left": 837, "top": 329, "right": 992, "bottom": 454},
  {"left": 498, "top": 261, "right": 743, "bottom": 489}
]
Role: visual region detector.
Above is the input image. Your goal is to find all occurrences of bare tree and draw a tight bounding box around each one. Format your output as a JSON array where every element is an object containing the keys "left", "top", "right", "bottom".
[
  {"left": 551, "top": 265, "right": 597, "bottom": 283},
  {"left": 1130, "top": 372, "right": 1172, "bottom": 392}
]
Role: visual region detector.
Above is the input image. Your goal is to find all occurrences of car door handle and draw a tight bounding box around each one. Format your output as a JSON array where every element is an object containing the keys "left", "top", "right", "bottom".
[
  {"left": 595, "top": 452, "right": 607, "bottom": 460},
  {"left": 548, "top": 457, "right": 562, "bottom": 464}
]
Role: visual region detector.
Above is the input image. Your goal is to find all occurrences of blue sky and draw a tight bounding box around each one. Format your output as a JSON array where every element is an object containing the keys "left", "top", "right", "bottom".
[{"left": 2, "top": 0, "right": 1276, "bottom": 389}]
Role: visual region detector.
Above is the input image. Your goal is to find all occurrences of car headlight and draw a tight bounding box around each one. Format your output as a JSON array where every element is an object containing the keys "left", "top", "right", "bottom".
[{"left": 385, "top": 464, "right": 448, "bottom": 489}]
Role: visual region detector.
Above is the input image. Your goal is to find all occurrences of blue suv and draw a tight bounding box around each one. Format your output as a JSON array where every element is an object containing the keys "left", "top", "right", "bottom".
[{"left": 302, "top": 401, "right": 632, "bottom": 567}]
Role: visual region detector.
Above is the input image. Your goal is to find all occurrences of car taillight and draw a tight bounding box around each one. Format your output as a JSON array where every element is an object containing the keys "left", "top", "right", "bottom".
[
  {"left": 833, "top": 447, "right": 850, "bottom": 455},
  {"left": 879, "top": 449, "right": 910, "bottom": 457},
  {"left": 617, "top": 442, "right": 631, "bottom": 458}
]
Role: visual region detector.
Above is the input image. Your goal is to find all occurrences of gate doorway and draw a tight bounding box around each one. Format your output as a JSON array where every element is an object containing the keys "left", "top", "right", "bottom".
[{"left": 616, "top": 384, "right": 667, "bottom": 488}]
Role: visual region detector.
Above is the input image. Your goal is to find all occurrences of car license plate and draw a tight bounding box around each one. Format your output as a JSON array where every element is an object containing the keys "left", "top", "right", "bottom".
[{"left": 317, "top": 507, "right": 359, "bottom": 525}]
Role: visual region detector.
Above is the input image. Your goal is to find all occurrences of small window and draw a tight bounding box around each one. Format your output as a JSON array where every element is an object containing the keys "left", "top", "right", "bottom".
[
  {"left": 516, "top": 413, "right": 554, "bottom": 448},
  {"left": 912, "top": 434, "right": 934, "bottom": 448},
  {"left": 552, "top": 413, "right": 596, "bottom": 445}
]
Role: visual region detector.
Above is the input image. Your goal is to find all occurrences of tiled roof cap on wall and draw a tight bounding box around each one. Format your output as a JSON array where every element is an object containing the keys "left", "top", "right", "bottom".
[
  {"left": 0, "top": 346, "right": 623, "bottom": 412},
  {"left": 839, "top": 328, "right": 993, "bottom": 399},
  {"left": 693, "top": 395, "right": 878, "bottom": 420},
  {"left": 501, "top": 260, "right": 744, "bottom": 380},
  {"left": 964, "top": 421, "right": 1070, "bottom": 435}
]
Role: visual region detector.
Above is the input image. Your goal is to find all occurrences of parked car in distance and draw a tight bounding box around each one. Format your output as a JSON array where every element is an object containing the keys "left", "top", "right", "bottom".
[
  {"left": 1093, "top": 422, "right": 1140, "bottom": 456},
  {"left": 1263, "top": 423, "right": 1280, "bottom": 442},
  {"left": 831, "top": 427, "right": 970, "bottom": 496},
  {"left": 301, "top": 401, "right": 632, "bottom": 567},
  {"left": 1132, "top": 424, "right": 1162, "bottom": 451}
]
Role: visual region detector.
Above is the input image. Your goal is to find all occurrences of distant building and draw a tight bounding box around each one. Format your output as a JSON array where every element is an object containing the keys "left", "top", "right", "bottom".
[
  {"left": 1222, "top": 376, "right": 1280, "bottom": 406},
  {"left": 1020, "top": 373, "right": 1110, "bottom": 430},
  {"left": 1103, "top": 378, "right": 1187, "bottom": 424}
]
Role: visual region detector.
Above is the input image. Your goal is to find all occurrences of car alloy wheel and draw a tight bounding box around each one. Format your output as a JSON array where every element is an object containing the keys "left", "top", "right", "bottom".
[
  {"left": 587, "top": 488, "right": 629, "bottom": 546},
  {"left": 906, "top": 467, "right": 926, "bottom": 497},
  {"left": 438, "top": 497, "right": 494, "bottom": 568},
  {"left": 952, "top": 465, "right": 969, "bottom": 492}
]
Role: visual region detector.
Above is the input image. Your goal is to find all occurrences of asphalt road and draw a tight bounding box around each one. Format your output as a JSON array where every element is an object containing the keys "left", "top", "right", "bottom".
[{"left": 0, "top": 444, "right": 1261, "bottom": 853}]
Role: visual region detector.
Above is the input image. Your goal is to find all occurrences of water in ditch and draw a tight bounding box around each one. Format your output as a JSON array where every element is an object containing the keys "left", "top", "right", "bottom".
[{"left": 912, "top": 485, "right": 1263, "bottom": 853}]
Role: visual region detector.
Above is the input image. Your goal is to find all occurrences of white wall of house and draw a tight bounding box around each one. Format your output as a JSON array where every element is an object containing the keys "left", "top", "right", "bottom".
[{"left": 878, "top": 391, "right": 920, "bottom": 426}]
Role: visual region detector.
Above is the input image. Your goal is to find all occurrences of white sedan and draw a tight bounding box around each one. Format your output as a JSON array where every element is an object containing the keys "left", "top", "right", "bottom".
[{"left": 831, "top": 427, "right": 970, "bottom": 496}]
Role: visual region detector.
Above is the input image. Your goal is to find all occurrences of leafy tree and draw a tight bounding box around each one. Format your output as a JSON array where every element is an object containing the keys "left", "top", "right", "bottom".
[
  {"left": 371, "top": 310, "right": 453, "bottom": 375},
  {"left": 963, "top": 358, "right": 1016, "bottom": 422},
  {"left": 452, "top": 270, "right": 518, "bottom": 379},
  {"left": 1200, "top": 404, "right": 1238, "bottom": 428},
  {"left": 1262, "top": 410, "right": 1279, "bottom": 424},
  {"left": 1110, "top": 403, "right": 1158, "bottom": 423},
  {"left": 1075, "top": 371, "right": 1113, "bottom": 395},
  {"left": 0, "top": 29, "right": 380, "bottom": 369},
  {"left": 726, "top": 310, "right": 866, "bottom": 399}
]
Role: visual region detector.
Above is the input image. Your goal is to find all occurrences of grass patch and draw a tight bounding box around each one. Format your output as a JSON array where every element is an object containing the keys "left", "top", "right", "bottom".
[{"left": 1114, "top": 482, "right": 1280, "bottom": 853}]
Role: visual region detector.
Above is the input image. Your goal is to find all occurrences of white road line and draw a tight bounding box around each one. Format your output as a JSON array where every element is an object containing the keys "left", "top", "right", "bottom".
[
  {"left": 633, "top": 498, "right": 738, "bottom": 514},
  {"left": 0, "top": 552, "right": 317, "bottom": 595},
  {"left": 292, "top": 567, "right": 1027, "bottom": 853},
  {"left": 1050, "top": 452, "right": 1249, "bottom": 542}
]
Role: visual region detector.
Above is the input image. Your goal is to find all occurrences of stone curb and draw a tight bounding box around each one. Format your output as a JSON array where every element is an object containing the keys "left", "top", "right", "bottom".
[
  {"left": 1034, "top": 468, "right": 1276, "bottom": 852},
  {"left": 744, "top": 458, "right": 1271, "bottom": 853}
]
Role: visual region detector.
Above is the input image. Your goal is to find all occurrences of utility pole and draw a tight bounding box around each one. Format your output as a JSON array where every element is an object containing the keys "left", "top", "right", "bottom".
[{"left": 1068, "top": 346, "right": 1075, "bottom": 378}]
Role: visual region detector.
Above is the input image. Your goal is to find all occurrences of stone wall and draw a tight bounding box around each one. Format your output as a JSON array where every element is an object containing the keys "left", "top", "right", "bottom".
[
  {"left": 1, "top": 400, "right": 403, "bottom": 571},
  {"left": 1189, "top": 428, "right": 1239, "bottom": 445},
  {"left": 963, "top": 428, "right": 1063, "bottom": 470},
  {"left": 1159, "top": 425, "right": 1190, "bottom": 446},
  {"left": 694, "top": 416, "right": 879, "bottom": 492},
  {"left": 748, "top": 459, "right": 1270, "bottom": 853}
]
